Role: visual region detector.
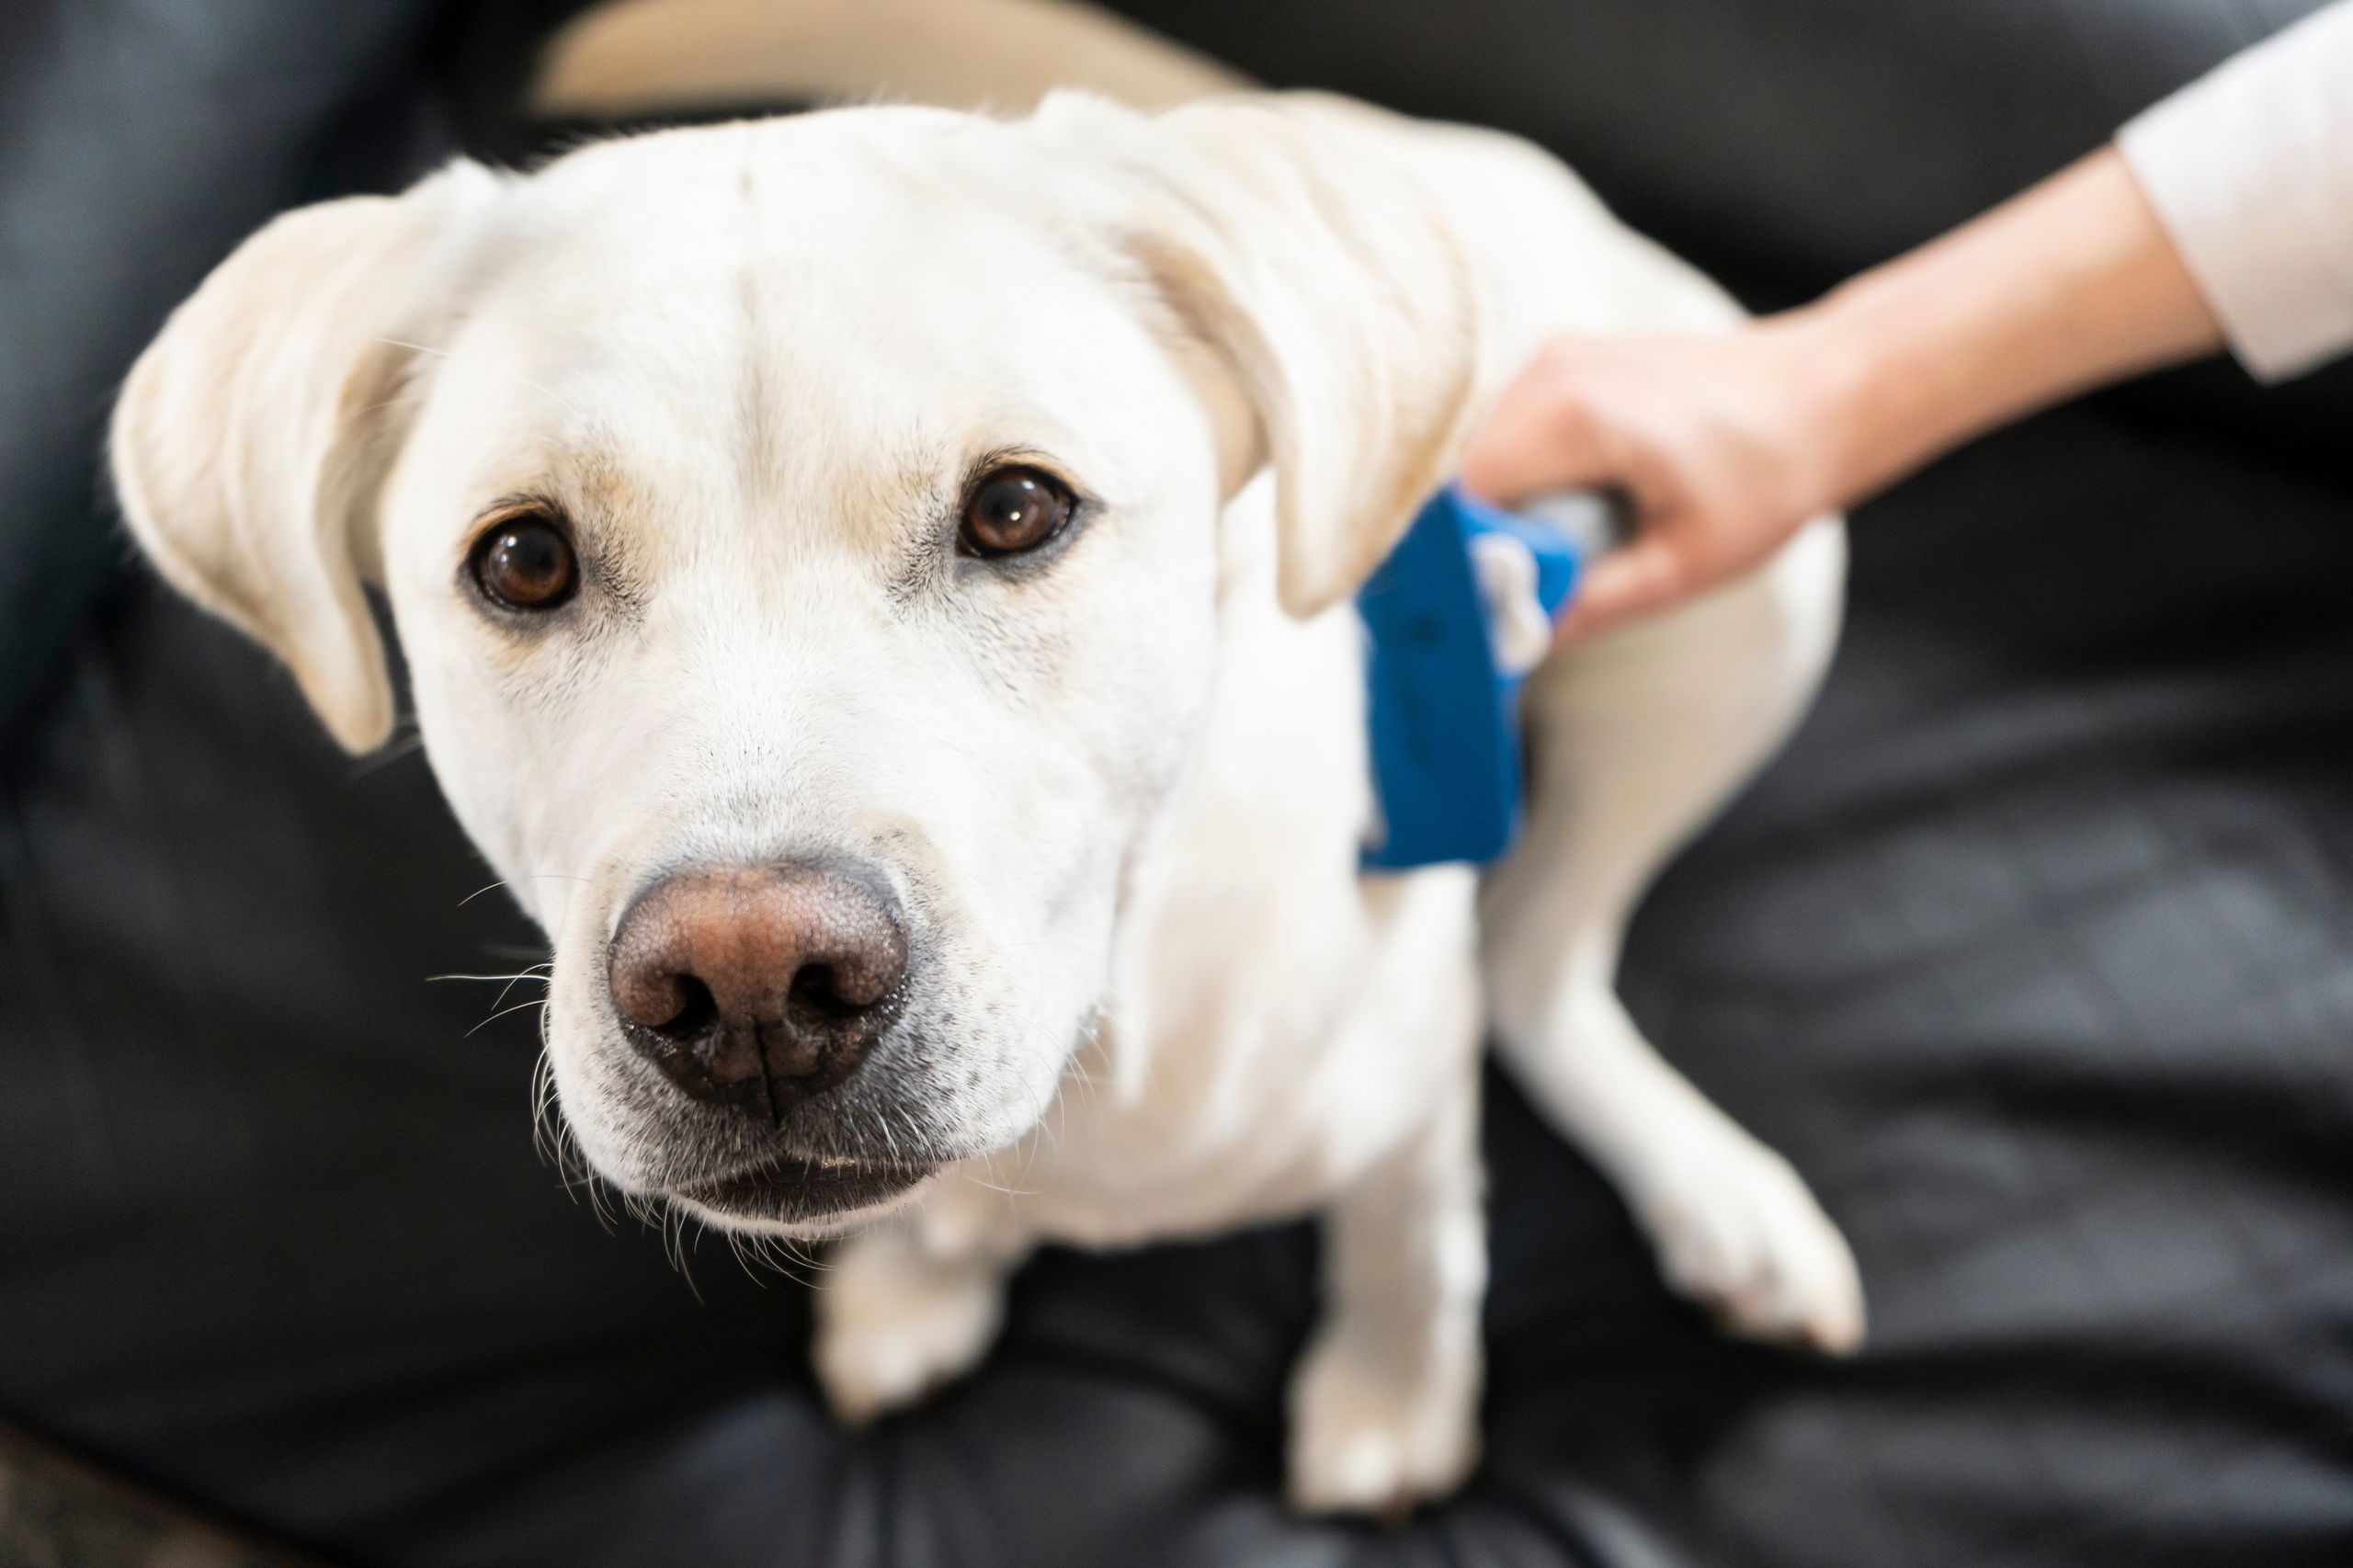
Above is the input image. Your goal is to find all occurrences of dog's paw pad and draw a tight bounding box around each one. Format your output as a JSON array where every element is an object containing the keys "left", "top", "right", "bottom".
[
  {"left": 1285, "top": 1335, "right": 1477, "bottom": 1517},
  {"left": 813, "top": 1237, "right": 1004, "bottom": 1426},
  {"left": 1637, "top": 1141, "right": 1864, "bottom": 1355}
]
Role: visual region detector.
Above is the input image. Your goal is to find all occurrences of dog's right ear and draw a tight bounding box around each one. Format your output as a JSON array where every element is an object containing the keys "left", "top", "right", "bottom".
[
  {"left": 109, "top": 161, "right": 504, "bottom": 754},
  {"left": 1036, "top": 93, "right": 1491, "bottom": 623}
]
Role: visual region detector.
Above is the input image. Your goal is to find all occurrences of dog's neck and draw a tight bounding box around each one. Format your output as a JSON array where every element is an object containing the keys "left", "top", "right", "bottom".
[
  {"left": 1097, "top": 482, "right": 1438, "bottom": 1104},
  {"left": 954, "top": 482, "right": 1479, "bottom": 1241}
]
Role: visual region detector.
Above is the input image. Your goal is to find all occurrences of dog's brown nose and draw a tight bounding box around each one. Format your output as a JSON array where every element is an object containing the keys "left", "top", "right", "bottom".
[{"left": 608, "top": 863, "right": 907, "bottom": 1116}]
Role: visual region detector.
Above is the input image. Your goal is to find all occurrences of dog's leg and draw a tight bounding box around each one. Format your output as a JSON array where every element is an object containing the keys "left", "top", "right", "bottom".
[
  {"left": 813, "top": 1188, "right": 1028, "bottom": 1424},
  {"left": 1288, "top": 1076, "right": 1485, "bottom": 1517},
  {"left": 1482, "top": 521, "right": 1863, "bottom": 1353}
]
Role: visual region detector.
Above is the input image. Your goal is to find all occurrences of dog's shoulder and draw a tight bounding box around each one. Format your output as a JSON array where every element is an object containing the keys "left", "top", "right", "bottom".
[{"left": 1259, "top": 91, "right": 1743, "bottom": 373}]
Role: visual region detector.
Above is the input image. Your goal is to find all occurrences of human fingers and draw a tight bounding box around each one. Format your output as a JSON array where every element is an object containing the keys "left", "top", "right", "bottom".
[
  {"left": 1458, "top": 347, "right": 1619, "bottom": 503},
  {"left": 1551, "top": 524, "right": 1707, "bottom": 642}
]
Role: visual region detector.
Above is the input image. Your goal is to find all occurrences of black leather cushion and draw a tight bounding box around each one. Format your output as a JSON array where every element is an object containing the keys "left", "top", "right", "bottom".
[
  {"left": 0, "top": 0, "right": 453, "bottom": 739},
  {"left": 5, "top": 3, "right": 2353, "bottom": 1564}
]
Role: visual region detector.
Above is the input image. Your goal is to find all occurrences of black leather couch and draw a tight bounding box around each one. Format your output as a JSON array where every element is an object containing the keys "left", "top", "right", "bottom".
[{"left": 4, "top": 3, "right": 2349, "bottom": 1563}]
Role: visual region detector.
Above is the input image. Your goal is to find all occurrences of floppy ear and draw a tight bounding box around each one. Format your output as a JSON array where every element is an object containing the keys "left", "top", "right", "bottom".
[
  {"left": 1045, "top": 93, "right": 1490, "bottom": 619},
  {"left": 109, "top": 161, "right": 504, "bottom": 753}
]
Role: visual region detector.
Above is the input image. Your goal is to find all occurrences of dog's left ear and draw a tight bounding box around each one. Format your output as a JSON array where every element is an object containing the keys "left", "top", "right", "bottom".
[
  {"left": 1045, "top": 94, "right": 1490, "bottom": 619},
  {"left": 109, "top": 161, "right": 504, "bottom": 753}
]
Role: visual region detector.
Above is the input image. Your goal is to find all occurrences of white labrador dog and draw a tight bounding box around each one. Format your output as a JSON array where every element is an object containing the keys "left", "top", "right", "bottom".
[{"left": 110, "top": 93, "right": 1859, "bottom": 1514}]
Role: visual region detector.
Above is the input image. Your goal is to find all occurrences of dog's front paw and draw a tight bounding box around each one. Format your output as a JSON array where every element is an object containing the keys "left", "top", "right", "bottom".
[
  {"left": 813, "top": 1225, "right": 1006, "bottom": 1426},
  {"left": 1633, "top": 1134, "right": 1864, "bottom": 1355},
  {"left": 1286, "top": 1330, "right": 1479, "bottom": 1518}
]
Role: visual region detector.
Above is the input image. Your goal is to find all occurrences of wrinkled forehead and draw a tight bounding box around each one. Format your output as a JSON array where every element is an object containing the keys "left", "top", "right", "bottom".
[{"left": 424, "top": 115, "right": 1168, "bottom": 528}]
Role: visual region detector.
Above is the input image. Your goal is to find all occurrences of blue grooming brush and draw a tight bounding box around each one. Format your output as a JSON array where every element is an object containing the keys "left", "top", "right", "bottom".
[{"left": 1357, "top": 483, "right": 1627, "bottom": 869}]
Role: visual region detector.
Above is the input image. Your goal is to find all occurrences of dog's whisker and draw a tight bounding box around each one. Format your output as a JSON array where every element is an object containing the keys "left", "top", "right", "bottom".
[
  {"left": 960, "top": 1173, "right": 1038, "bottom": 1199},
  {"left": 490, "top": 973, "right": 541, "bottom": 1013},
  {"left": 465, "top": 995, "right": 550, "bottom": 1038},
  {"left": 526, "top": 1045, "right": 624, "bottom": 1237},
  {"left": 458, "top": 873, "right": 589, "bottom": 909},
  {"left": 724, "top": 1230, "right": 824, "bottom": 1292},
  {"left": 640, "top": 1200, "right": 710, "bottom": 1302}
]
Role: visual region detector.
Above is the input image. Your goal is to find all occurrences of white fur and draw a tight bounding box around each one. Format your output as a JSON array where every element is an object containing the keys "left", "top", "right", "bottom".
[{"left": 109, "top": 93, "right": 1860, "bottom": 1515}]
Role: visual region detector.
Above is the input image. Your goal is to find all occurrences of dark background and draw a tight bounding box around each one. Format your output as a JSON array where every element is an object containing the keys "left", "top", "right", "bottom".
[{"left": 3, "top": 2, "right": 2351, "bottom": 1562}]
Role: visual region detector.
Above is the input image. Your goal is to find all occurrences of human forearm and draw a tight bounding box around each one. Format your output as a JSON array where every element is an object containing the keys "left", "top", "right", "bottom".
[{"left": 1776, "top": 145, "right": 2223, "bottom": 517}]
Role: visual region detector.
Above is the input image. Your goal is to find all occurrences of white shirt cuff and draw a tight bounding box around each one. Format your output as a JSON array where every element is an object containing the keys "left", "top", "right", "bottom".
[{"left": 2117, "top": 1, "right": 2353, "bottom": 383}]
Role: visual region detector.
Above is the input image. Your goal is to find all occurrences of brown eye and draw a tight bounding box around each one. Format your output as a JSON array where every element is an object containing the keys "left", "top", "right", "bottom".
[
  {"left": 470, "top": 510, "right": 577, "bottom": 610},
  {"left": 959, "top": 466, "right": 1074, "bottom": 558}
]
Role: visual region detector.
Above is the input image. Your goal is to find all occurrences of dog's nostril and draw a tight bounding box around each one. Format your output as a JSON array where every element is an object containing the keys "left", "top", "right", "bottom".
[
  {"left": 789, "top": 963, "right": 848, "bottom": 1017},
  {"left": 611, "top": 965, "right": 695, "bottom": 1034},
  {"left": 652, "top": 973, "right": 719, "bottom": 1040}
]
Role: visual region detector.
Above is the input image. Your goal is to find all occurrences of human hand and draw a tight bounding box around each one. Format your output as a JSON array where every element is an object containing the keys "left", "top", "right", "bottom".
[
  {"left": 1459, "top": 147, "right": 2225, "bottom": 644},
  {"left": 1459, "top": 323, "right": 1845, "bottom": 642}
]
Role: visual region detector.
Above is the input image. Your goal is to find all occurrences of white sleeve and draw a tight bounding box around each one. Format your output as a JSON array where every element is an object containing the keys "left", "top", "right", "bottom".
[{"left": 2117, "top": 1, "right": 2353, "bottom": 382}]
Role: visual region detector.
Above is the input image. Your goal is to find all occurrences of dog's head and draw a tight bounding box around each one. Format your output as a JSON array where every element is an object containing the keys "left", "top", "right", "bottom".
[{"left": 109, "top": 97, "right": 1485, "bottom": 1232}]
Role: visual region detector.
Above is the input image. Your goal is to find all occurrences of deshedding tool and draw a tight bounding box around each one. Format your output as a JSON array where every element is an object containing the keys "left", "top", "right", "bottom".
[{"left": 1357, "top": 484, "right": 1628, "bottom": 869}]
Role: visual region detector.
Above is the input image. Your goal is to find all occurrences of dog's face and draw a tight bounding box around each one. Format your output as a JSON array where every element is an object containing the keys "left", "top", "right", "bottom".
[
  {"left": 110, "top": 98, "right": 1485, "bottom": 1233},
  {"left": 385, "top": 122, "right": 1233, "bottom": 1221}
]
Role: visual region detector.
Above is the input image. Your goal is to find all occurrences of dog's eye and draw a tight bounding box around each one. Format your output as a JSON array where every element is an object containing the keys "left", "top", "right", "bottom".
[
  {"left": 959, "top": 466, "right": 1074, "bottom": 558},
  {"left": 470, "top": 510, "right": 578, "bottom": 611}
]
